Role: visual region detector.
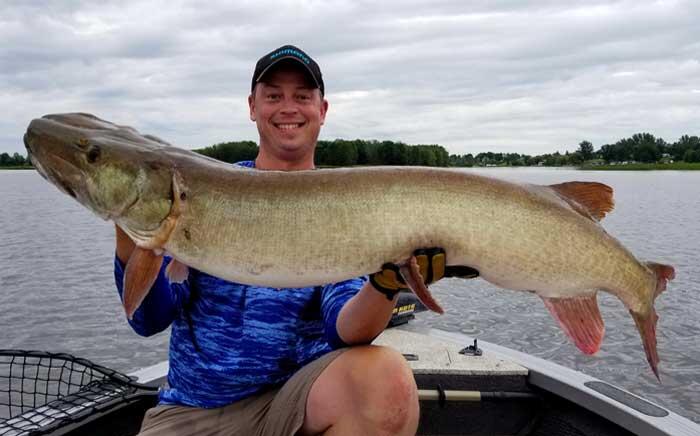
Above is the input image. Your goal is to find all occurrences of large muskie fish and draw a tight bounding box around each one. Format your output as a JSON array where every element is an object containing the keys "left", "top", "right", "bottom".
[{"left": 24, "top": 113, "right": 674, "bottom": 378}]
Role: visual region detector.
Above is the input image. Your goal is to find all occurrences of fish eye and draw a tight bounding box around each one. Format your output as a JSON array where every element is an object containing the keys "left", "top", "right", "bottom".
[
  {"left": 76, "top": 138, "right": 90, "bottom": 150},
  {"left": 87, "top": 145, "right": 101, "bottom": 163}
]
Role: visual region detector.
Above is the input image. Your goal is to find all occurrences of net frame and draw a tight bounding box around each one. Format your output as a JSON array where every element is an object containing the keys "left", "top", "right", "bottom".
[{"left": 0, "top": 350, "right": 158, "bottom": 436}]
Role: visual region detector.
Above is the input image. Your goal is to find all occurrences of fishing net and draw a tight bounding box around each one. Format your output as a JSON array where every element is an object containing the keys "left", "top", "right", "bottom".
[{"left": 0, "top": 350, "right": 158, "bottom": 436}]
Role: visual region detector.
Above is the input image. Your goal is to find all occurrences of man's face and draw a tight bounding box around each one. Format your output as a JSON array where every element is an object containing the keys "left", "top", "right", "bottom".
[{"left": 248, "top": 66, "right": 328, "bottom": 166}]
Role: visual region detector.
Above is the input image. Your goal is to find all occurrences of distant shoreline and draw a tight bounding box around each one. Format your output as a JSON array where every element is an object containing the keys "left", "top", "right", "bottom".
[
  {"left": 580, "top": 162, "right": 700, "bottom": 171},
  {"left": 3, "top": 163, "right": 700, "bottom": 171}
]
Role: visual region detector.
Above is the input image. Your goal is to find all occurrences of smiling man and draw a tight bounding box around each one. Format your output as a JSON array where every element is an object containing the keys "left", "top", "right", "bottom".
[
  {"left": 116, "top": 45, "right": 421, "bottom": 436},
  {"left": 248, "top": 47, "right": 328, "bottom": 171}
]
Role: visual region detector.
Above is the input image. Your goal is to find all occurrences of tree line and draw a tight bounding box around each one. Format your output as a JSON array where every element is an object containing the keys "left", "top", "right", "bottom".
[
  {"left": 448, "top": 133, "right": 700, "bottom": 167},
  {"left": 0, "top": 152, "right": 30, "bottom": 167},
  {"left": 596, "top": 134, "right": 700, "bottom": 163},
  {"left": 195, "top": 139, "right": 450, "bottom": 167},
  {"left": 196, "top": 133, "right": 700, "bottom": 168},
  {"left": 5, "top": 132, "right": 699, "bottom": 168}
]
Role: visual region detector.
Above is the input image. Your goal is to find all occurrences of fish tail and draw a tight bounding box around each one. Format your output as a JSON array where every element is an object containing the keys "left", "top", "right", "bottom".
[{"left": 630, "top": 262, "right": 675, "bottom": 380}]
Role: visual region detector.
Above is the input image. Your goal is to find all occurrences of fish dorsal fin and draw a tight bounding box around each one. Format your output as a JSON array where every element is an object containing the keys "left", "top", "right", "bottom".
[
  {"left": 541, "top": 294, "right": 605, "bottom": 355},
  {"left": 549, "top": 181, "right": 614, "bottom": 221}
]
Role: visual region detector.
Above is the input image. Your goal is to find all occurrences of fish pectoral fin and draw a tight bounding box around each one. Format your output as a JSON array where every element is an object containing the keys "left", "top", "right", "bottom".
[
  {"left": 549, "top": 181, "right": 614, "bottom": 221},
  {"left": 541, "top": 293, "right": 605, "bottom": 355},
  {"left": 165, "top": 258, "right": 190, "bottom": 283},
  {"left": 123, "top": 247, "right": 164, "bottom": 320},
  {"left": 398, "top": 256, "right": 445, "bottom": 314}
]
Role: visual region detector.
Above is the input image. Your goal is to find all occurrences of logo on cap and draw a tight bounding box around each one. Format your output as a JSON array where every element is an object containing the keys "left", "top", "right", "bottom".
[
  {"left": 270, "top": 48, "right": 311, "bottom": 65},
  {"left": 252, "top": 45, "right": 324, "bottom": 95}
]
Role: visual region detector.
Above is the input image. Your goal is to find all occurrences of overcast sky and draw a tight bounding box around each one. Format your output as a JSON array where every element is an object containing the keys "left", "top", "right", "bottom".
[{"left": 2, "top": 0, "right": 699, "bottom": 156}]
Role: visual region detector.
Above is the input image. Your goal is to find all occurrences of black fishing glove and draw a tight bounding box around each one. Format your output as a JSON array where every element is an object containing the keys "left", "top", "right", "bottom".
[{"left": 369, "top": 247, "right": 479, "bottom": 301}]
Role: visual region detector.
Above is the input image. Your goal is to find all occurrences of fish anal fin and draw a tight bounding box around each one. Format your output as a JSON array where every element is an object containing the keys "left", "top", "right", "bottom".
[
  {"left": 123, "top": 247, "right": 163, "bottom": 320},
  {"left": 550, "top": 182, "right": 614, "bottom": 221},
  {"left": 165, "top": 258, "right": 190, "bottom": 283},
  {"left": 541, "top": 293, "right": 605, "bottom": 355},
  {"left": 398, "top": 256, "right": 445, "bottom": 314}
]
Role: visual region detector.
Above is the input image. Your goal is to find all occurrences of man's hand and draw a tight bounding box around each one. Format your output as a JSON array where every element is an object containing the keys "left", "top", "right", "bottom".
[
  {"left": 338, "top": 249, "right": 478, "bottom": 344},
  {"left": 369, "top": 248, "right": 478, "bottom": 300}
]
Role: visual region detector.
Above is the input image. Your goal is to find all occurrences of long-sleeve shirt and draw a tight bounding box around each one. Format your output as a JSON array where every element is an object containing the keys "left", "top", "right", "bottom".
[{"left": 114, "top": 160, "right": 365, "bottom": 408}]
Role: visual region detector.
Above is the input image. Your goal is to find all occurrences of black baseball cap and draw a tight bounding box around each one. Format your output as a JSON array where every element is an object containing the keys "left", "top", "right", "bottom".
[{"left": 251, "top": 45, "right": 324, "bottom": 95}]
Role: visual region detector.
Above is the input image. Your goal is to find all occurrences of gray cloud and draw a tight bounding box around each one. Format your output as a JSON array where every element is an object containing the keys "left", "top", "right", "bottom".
[{"left": 2, "top": 0, "right": 699, "bottom": 155}]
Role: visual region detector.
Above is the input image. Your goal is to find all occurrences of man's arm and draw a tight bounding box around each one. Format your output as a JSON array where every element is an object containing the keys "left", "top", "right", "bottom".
[
  {"left": 335, "top": 282, "right": 398, "bottom": 345},
  {"left": 333, "top": 248, "right": 478, "bottom": 345}
]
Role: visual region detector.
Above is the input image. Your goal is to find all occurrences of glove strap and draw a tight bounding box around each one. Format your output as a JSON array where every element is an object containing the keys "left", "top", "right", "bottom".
[
  {"left": 369, "top": 279, "right": 400, "bottom": 301},
  {"left": 369, "top": 263, "right": 404, "bottom": 301}
]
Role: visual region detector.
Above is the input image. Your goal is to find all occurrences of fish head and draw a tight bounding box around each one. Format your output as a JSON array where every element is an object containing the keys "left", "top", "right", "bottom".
[{"left": 24, "top": 113, "right": 174, "bottom": 235}]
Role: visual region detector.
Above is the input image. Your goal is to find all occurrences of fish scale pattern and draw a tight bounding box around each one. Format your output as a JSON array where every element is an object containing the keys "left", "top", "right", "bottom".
[{"left": 112, "top": 160, "right": 365, "bottom": 408}]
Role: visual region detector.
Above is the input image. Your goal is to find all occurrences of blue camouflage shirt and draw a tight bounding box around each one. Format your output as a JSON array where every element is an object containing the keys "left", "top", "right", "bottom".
[{"left": 114, "top": 160, "right": 365, "bottom": 408}]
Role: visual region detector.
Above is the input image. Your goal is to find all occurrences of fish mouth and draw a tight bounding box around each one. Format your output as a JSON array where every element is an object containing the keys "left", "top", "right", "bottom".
[
  {"left": 52, "top": 174, "right": 77, "bottom": 198},
  {"left": 23, "top": 132, "right": 32, "bottom": 154},
  {"left": 23, "top": 130, "right": 38, "bottom": 164},
  {"left": 25, "top": 128, "right": 82, "bottom": 199},
  {"left": 24, "top": 130, "right": 49, "bottom": 182},
  {"left": 45, "top": 155, "right": 81, "bottom": 199}
]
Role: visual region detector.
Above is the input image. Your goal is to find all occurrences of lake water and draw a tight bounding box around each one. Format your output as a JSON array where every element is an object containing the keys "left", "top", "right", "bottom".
[{"left": 1, "top": 168, "right": 699, "bottom": 423}]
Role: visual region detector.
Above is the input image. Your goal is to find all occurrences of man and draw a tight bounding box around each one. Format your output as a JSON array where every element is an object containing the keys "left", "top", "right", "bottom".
[{"left": 114, "top": 45, "right": 447, "bottom": 435}]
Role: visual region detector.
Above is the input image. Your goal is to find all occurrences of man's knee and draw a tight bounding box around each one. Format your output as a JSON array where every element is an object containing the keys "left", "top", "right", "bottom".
[
  {"left": 303, "top": 345, "right": 419, "bottom": 435},
  {"left": 350, "top": 346, "right": 419, "bottom": 433}
]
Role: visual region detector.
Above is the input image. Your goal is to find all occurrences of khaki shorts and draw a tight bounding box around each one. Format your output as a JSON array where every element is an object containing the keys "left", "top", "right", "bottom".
[{"left": 137, "top": 349, "right": 347, "bottom": 436}]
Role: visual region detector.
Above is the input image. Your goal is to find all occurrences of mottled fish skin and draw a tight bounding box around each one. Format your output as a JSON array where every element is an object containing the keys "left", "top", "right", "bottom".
[{"left": 25, "top": 113, "right": 673, "bottom": 375}]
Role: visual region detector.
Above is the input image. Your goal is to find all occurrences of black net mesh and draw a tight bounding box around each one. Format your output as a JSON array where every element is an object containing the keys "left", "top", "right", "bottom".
[{"left": 0, "top": 350, "right": 157, "bottom": 436}]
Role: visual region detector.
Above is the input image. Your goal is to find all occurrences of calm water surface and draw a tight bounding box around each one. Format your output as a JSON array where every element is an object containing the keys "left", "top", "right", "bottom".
[{"left": 1, "top": 168, "right": 699, "bottom": 423}]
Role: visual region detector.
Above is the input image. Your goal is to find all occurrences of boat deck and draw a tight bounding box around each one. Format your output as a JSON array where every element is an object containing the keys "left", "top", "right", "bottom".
[
  {"left": 375, "top": 328, "right": 528, "bottom": 377},
  {"left": 374, "top": 328, "right": 542, "bottom": 435},
  {"left": 4, "top": 326, "right": 698, "bottom": 435}
]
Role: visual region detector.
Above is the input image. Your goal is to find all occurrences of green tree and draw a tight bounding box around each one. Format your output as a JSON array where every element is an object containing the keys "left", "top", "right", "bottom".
[
  {"left": 317, "top": 140, "right": 359, "bottom": 166},
  {"left": 356, "top": 141, "right": 370, "bottom": 165},
  {"left": 616, "top": 139, "right": 635, "bottom": 162},
  {"left": 671, "top": 135, "right": 699, "bottom": 161},
  {"left": 195, "top": 141, "right": 259, "bottom": 163},
  {"left": 684, "top": 149, "right": 700, "bottom": 163},
  {"left": 12, "top": 153, "right": 25, "bottom": 166},
  {"left": 599, "top": 143, "right": 615, "bottom": 163},
  {"left": 448, "top": 153, "right": 475, "bottom": 167},
  {"left": 655, "top": 138, "right": 668, "bottom": 156},
  {"left": 630, "top": 133, "right": 660, "bottom": 163},
  {"left": 378, "top": 141, "right": 408, "bottom": 165},
  {"left": 578, "top": 141, "right": 594, "bottom": 161},
  {"left": 568, "top": 151, "right": 584, "bottom": 165}
]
